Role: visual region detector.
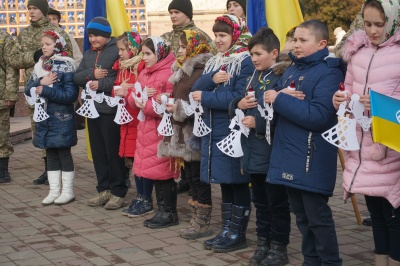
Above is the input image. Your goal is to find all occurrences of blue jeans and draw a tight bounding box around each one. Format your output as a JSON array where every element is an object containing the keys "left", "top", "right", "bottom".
[
  {"left": 287, "top": 187, "right": 342, "bottom": 266},
  {"left": 365, "top": 196, "right": 400, "bottom": 261}
]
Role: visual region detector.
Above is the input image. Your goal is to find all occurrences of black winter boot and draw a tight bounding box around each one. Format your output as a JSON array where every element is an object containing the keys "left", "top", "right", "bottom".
[
  {"left": 0, "top": 157, "right": 11, "bottom": 183},
  {"left": 203, "top": 203, "right": 232, "bottom": 250},
  {"left": 33, "top": 157, "right": 48, "bottom": 185},
  {"left": 143, "top": 182, "right": 163, "bottom": 226},
  {"left": 250, "top": 237, "right": 270, "bottom": 265},
  {"left": 212, "top": 205, "right": 251, "bottom": 253},
  {"left": 147, "top": 180, "right": 179, "bottom": 228},
  {"left": 259, "top": 241, "right": 289, "bottom": 266}
]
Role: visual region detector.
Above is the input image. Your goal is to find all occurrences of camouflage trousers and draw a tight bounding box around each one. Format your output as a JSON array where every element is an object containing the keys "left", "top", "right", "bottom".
[
  {"left": 28, "top": 106, "right": 46, "bottom": 158},
  {"left": 0, "top": 108, "right": 14, "bottom": 158}
]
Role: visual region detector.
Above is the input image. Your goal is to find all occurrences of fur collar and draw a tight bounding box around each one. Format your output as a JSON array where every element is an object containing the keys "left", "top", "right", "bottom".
[{"left": 169, "top": 53, "right": 212, "bottom": 84}]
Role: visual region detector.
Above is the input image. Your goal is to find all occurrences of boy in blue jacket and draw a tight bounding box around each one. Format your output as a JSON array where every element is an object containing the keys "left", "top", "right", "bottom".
[
  {"left": 264, "top": 20, "right": 344, "bottom": 265},
  {"left": 229, "top": 28, "right": 291, "bottom": 266}
]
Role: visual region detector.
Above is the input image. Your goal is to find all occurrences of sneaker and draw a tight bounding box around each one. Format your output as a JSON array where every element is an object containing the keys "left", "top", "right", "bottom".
[
  {"left": 121, "top": 196, "right": 142, "bottom": 216},
  {"left": 362, "top": 216, "right": 372, "bottom": 226},
  {"left": 128, "top": 197, "right": 154, "bottom": 217},
  {"left": 104, "top": 195, "right": 125, "bottom": 210},
  {"left": 87, "top": 190, "right": 111, "bottom": 207}
]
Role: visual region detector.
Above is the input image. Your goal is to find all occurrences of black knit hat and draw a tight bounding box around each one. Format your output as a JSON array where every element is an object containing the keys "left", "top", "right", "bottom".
[
  {"left": 48, "top": 8, "right": 61, "bottom": 21},
  {"left": 27, "top": 0, "right": 49, "bottom": 16},
  {"left": 168, "top": 0, "right": 193, "bottom": 20},
  {"left": 226, "top": 0, "right": 246, "bottom": 15},
  {"left": 87, "top": 17, "right": 112, "bottom": 38}
]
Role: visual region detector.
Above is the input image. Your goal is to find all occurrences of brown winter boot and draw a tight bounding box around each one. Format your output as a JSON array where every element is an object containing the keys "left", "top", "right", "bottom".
[
  {"left": 180, "top": 203, "right": 213, "bottom": 240},
  {"left": 389, "top": 257, "right": 400, "bottom": 266}
]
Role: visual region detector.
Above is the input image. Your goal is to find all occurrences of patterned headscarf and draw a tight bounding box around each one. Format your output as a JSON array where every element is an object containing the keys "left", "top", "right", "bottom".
[
  {"left": 147, "top": 36, "right": 171, "bottom": 62},
  {"left": 41, "top": 30, "right": 67, "bottom": 71},
  {"left": 126, "top": 31, "right": 141, "bottom": 58},
  {"left": 214, "top": 14, "right": 252, "bottom": 56},
  {"left": 176, "top": 30, "right": 211, "bottom": 68}
]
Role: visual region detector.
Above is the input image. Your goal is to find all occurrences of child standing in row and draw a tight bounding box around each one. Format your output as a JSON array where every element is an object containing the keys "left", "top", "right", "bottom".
[
  {"left": 192, "top": 15, "right": 254, "bottom": 253},
  {"left": 127, "top": 37, "right": 180, "bottom": 228},
  {"left": 25, "top": 31, "right": 78, "bottom": 205},
  {"left": 74, "top": 17, "right": 127, "bottom": 210},
  {"left": 160, "top": 30, "right": 213, "bottom": 239},
  {"left": 230, "top": 27, "right": 291, "bottom": 265},
  {"left": 264, "top": 20, "right": 344, "bottom": 265}
]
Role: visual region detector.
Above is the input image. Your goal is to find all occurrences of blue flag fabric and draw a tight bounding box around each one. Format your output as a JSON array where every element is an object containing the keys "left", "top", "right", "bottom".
[
  {"left": 84, "top": 0, "right": 107, "bottom": 51},
  {"left": 247, "top": 0, "right": 267, "bottom": 34}
]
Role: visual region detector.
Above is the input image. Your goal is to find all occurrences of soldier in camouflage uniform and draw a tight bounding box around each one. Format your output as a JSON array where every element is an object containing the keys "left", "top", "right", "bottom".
[
  {"left": 162, "top": 0, "right": 216, "bottom": 56},
  {"left": 0, "top": 31, "right": 20, "bottom": 183},
  {"left": 9, "top": 0, "right": 72, "bottom": 185}
]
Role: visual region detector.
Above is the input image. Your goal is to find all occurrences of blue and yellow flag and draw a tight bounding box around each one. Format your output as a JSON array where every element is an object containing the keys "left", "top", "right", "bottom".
[
  {"left": 370, "top": 90, "right": 400, "bottom": 152},
  {"left": 247, "top": 0, "right": 304, "bottom": 50},
  {"left": 84, "top": 0, "right": 131, "bottom": 51}
]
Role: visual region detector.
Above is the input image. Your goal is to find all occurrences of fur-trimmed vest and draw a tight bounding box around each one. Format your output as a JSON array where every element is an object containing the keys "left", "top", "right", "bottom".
[{"left": 158, "top": 53, "right": 212, "bottom": 161}]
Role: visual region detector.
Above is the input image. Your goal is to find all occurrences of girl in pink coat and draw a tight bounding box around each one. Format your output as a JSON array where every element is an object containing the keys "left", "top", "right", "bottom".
[
  {"left": 333, "top": 0, "right": 400, "bottom": 264},
  {"left": 126, "top": 37, "right": 180, "bottom": 228}
]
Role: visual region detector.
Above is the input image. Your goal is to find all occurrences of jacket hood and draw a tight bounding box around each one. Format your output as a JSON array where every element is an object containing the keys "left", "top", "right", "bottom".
[
  {"left": 289, "top": 48, "right": 329, "bottom": 67},
  {"left": 169, "top": 53, "right": 212, "bottom": 84}
]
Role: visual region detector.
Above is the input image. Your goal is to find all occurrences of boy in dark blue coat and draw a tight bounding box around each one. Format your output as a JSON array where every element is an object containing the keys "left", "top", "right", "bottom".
[
  {"left": 229, "top": 28, "right": 291, "bottom": 266},
  {"left": 264, "top": 20, "right": 344, "bottom": 265}
]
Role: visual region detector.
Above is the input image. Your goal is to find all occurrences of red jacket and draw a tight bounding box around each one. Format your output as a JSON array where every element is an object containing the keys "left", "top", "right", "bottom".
[{"left": 112, "top": 60, "right": 145, "bottom": 158}]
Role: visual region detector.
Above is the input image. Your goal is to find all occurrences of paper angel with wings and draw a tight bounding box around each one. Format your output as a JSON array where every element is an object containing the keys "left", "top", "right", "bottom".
[
  {"left": 217, "top": 109, "right": 250, "bottom": 158},
  {"left": 131, "top": 82, "right": 148, "bottom": 122},
  {"left": 257, "top": 101, "right": 274, "bottom": 145},
  {"left": 152, "top": 94, "right": 174, "bottom": 136},
  {"left": 76, "top": 81, "right": 104, "bottom": 118},
  {"left": 322, "top": 93, "right": 372, "bottom": 150},
  {"left": 182, "top": 92, "right": 211, "bottom": 137},
  {"left": 25, "top": 87, "right": 49, "bottom": 122}
]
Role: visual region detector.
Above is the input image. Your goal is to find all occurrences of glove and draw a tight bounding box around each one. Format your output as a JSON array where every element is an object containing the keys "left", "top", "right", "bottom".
[{"left": 34, "top": 49, "right": 44, "bottom": 63}]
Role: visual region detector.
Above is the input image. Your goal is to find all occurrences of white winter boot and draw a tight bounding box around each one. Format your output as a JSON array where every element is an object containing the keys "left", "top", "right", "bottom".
[
  {"left": 54, "top": 171, "right": 75, "bottom": 205},
  {"left": 42, "top": 171, "right": 61, "bottom": 205}
]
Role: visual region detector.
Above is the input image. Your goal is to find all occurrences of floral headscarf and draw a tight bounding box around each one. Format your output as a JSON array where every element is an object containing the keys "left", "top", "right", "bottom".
[
  {"left": 176, "top": 30, "right": 211, "bottom": 68},
  {"left": 41, "top": 31, "right": 68, "bottom": 71},
  {"left": 126, "top": 31, "right": 142, "bottom": 57},
  {"left": 369, "top": 0, "right": 399, "bottom": 43},
  {"left": 147, "top": 36, "right": 171, "bottom": 62}
]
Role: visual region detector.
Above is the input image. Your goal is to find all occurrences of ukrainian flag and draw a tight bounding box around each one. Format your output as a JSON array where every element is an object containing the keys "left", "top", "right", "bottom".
[
  {"left": 84, "top": 0, "right": 131, "bottom": 51},
  {"left": 370, "top": 90, "right": 400, "bottom": 152},
  {"left": 247, "top": 0, "right": 304, "bottom": 50}
]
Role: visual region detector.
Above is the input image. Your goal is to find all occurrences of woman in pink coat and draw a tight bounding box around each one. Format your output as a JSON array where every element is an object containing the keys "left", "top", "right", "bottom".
[
  {"left": 126, "top": 37, "right": 180, "bottom": 228},
  {"left": 333, "top": 1, "right": 400, "bottom": 265}
]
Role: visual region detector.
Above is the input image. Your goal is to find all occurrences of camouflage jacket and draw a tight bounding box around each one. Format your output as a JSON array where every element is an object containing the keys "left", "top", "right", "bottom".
[
  {"left": 335, "top": 12, "right": 364, "bottom": 58},
  {"left": 0, "top": 31, "right": 19, "bottom": 109},
  {"left": 9, "top": 17, "right": 72, "bottom": 85},
  {"left": 161, "top": 20, "right": 217, "bottom": 56}
]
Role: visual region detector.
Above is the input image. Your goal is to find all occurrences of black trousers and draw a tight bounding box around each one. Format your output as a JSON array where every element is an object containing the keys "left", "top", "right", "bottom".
[
  {"left": 88, "top": 114, "right": 127, "bottom": 197},
  {"left": 251, "top": 174, "right": 290, "bottom": 243},
  {"left": 185, "top": 161, "right": 212, "bottom": 205},
  {"left": 220, "top": 183, "right": 251, "bottom": 206},
  {"left": 46, "top": 147, "right": 74, "bottom": 172}
]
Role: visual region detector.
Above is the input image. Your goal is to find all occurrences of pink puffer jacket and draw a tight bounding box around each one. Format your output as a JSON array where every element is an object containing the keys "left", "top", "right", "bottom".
[
  {"left": 129, "top": 52, "right": 180, "bottom": 180},
  {"left": 341, "top": 30, "right": 400, "bottom": 208}
]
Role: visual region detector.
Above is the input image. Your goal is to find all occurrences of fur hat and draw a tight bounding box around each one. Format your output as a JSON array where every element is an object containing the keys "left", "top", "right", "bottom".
[
  {"left": 27, "top": 0, "right": 49, "bottom": 16},
  {"left": 168, "top": 0, "right": 193, "bottom": 20},
  {"left": 87, "top": 17, "right": 112, "bottom": 38},
  {"left": 226, "top": 0, "right": 246, "bottom": 15},
  {"left": 48, "top": 8, "right": 61, "bottom": 21}
]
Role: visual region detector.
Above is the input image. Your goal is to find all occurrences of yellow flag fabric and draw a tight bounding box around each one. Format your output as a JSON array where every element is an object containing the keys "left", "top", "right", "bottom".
[
  {"left": 85, "top": 118, "right": 93, "bottom": 161},
  {"left": 265, "top": 0, "right": 304, "bottom": 50},
  {"left": 106, "top": 0, "right": 131, "bottom": 37}
]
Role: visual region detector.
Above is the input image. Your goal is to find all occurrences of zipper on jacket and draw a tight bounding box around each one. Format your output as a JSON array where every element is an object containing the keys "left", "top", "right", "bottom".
[
  {"left": 297, "top": 76, "right": 304, "bottom": 91},
  {"left": 207, "top": 86, "right": 219, "bottom": 182},
  {"left": 305, "top": 131, "right": 313, "bottom": 173}
]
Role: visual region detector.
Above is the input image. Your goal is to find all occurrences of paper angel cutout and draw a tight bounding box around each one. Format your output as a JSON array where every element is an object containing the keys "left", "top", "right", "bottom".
[
  {"left": 217, "top": 109, "right": 249, "bottom": 158},
  {"left": 25, "top": 87, "right": 50, "bottom": 122},
  {"left": 114, "top": 97, "right": 133, "bottom": 124},
  {"left": 322, "top": 93, "right": 371, "bottom": 150},
  {"left": 257, "top": 102, "right": 274, "bottom": 144},
  {"left": 104, "top": 95, "right": 118, "bottom": 107},
  {"left": 152, "top": 95, "right": 174, "bottom": 136},
  {"left": 182, "top": 92, "right": 212, "bottom": 137},
  {"left": 24, "top": 87, "right": 37, "bottom": 107},
  {"left": 133, "top": 83, "right": 148, "bottom": 122},
  {"left": 76, "top": 81, "right": 100, "bottom": 118}
]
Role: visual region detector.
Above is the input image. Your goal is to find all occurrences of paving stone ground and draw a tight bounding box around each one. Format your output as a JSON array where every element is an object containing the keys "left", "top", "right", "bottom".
[{"left": 0, "top": 117, "right": 374, "bottom": 265}]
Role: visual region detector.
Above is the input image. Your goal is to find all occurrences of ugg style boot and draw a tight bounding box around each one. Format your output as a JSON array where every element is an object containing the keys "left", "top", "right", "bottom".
[
  {"left": 375, "top": 254, "right": 389, "bottom": 266},
  {"left": 178, "top": 199, "right": 198, "bottom": 234},
  {"left": 42, "top": 171, "right": 61, "bottom": 205},
  {"left": 180, "top": 203, "right": 213, "bottom": 240},
  {"left": 0, "top": 157, "right": 11, "bottom": 183},
  {"left": 250, "top": 237, "right": 270, "bottom": 266},
  {"left": 389, "top": 257, "right": 400, "bottom": 266},
  {"left": 203, "top": 203, "right": 232, "bottom": 250},
  {"left": 33, "top": 157, "right": 48, "bottom": 185},
  {"left": 212, "top": 205, "right": 251, "bottom": 253},
  {"left": 259, "top": 241, "right": 289, "bottom": 266},
  {"left": 54, "top": 171, "right": 75, "bottom": 205},
  {"left": 147, "top": 180, "right": 179, "bottom": 228}
]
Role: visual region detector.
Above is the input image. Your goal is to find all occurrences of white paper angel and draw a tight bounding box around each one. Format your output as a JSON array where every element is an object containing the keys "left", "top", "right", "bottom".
[
  {"left": 182, "top": 92, "right": 212, "bottom": 137},
  {"left": 76, "top": 81, "right": 101, "bottom": 118},
  {"left": 113, "top": 96, "right": 133, "bottom": 125},
  {"left": 322, "top": 93, "right": 372, "bottom": 150},
  {"left": 152, "top": 94, "right": 174, "bottom": 136},
  {"left": 217, "top": 109, "right": 249, "bottom": 158},
  {"left": 25, "top": 87, "right": 49, "bottom": 122},
  {"left": 257, "top": 102, "right": 274, "bottom": 145},
  {"left": 132, "top": 82, "right": 148, "bottom": 122}
]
